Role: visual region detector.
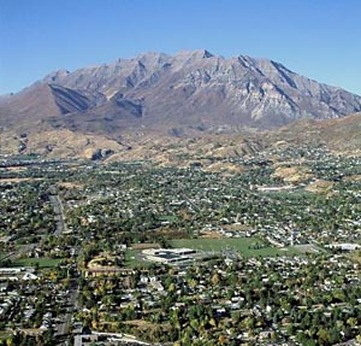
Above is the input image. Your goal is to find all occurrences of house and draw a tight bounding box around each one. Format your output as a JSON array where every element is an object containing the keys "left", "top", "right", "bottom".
[{"left": 23, "top": 272, "right": 38, "bottom": 281}]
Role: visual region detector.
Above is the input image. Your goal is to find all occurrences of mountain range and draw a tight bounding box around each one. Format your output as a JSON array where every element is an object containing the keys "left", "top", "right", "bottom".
[{"left": 0, "top": 49, "right": 360, "bottom": 159}]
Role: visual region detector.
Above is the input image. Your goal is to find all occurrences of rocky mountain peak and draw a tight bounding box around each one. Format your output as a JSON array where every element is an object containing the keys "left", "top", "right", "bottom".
[{"left": 1, "top": 50, "right": 361, "bottom": 136}]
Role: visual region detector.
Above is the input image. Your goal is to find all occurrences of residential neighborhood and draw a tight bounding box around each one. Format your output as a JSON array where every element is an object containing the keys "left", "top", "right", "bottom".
[{"left": 0, "top": 146, "right": 360, "bottom": 345}]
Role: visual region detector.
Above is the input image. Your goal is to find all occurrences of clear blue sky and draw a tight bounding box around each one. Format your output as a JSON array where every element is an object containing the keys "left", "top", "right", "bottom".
[{"left": 1, "top": 0, "right": 360, "bottom": 95}]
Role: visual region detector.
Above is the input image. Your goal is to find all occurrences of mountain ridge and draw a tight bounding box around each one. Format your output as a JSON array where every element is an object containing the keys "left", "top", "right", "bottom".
[{"left": 0, "top": 50, "right": 360, "bottom": 159}]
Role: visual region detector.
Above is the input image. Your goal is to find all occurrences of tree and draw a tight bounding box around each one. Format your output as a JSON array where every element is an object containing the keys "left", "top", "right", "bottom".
[
  {"left": 218, "top": 334, "right": 226, "bottom": 345},
  {"left": 317, "top": 328, "right": 330, "bottom": 345}
]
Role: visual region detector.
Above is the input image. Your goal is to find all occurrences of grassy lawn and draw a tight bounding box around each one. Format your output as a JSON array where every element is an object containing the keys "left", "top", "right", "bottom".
[
  {"left": 123, "top": 238, "right": 302, "bottom": 267},
  {"left": 170, "top": 238, "right": 300, "bottom": 258},
  {"left": 124, "top": 249, "right": 150, "bottom": 268},
  {"left": 11, "top": 257, "right": 64, "bottom": 268}
]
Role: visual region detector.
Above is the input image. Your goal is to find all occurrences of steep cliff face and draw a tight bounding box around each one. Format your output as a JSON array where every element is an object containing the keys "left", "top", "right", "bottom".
[{"left": 1, "top": 49, "right": 361, "bottom": 135}]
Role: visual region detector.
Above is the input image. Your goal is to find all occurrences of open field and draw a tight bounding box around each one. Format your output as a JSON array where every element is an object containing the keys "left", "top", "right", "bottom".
[
  {"left": 124, "top": 249, "right": 151, "bottom": 268},
  {"left": 125, "top": 238, "right": 303, "bottom": 267},
  {"left": 11, "top": 257, "right": 64, "bottom": 268},
  {"left": 0, "top": 177, "right": 44, "bottom": 183},
  {"left": 170, "top": 238, "right": 301, "bottom": 257},
  {"left": 290, "top": 244, "right": 321, "bottom": 254}
]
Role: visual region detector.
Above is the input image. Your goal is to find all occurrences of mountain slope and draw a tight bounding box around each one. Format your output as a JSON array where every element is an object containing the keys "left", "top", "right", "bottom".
[
  {"left": 268, "top": 112, "right": 361, "bottom": 153},
  {"left": 38, "top": 49, "right": 361, "bottom": 130},
  {"left": 0, "top": 83, "right": 99, "bottom": 131},
  {"left": 1, "top": 50, "right": 361, "bottom": 137},
  {"left": 1, "top": 112, "right": 359, "bottom": 162}
]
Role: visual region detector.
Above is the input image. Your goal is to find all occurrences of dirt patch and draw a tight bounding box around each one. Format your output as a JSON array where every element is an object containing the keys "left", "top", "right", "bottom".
[
  {"left": 199, "top": 231, "right": 222, "bottom": 239},
  {"left": 151, "top": 228, "right": 189, "bottom": 239},
  {"left": 203, "top": 161, "right": 245, "bottom": 173},
  {"left": 123, "top": 319, "right": 172, "bottom": 332},
  {"left": 124, "top": 319, "right": 158, "bottom": 328},
  {"left": 2, "top": 166, "right": 27, "bottom": 172},
  {"left": 272, "top": 165, "right": 312, "bottom": 184},
  {"left": 223, "top": 223, "right": 250, "bottom": 231},
  {"left": 305, "top": 179, "right": 334, "bottom": 194},
  {"left": 57, "top": 181, "right": 84, "bottom": 189},
  {"left": 0, "top": 177, "right": 43, "bottom": 183},
  {"left": 343, "top": 174, "right": 361, "bottom": 182},
  {"left": 131, "top": 243, "right": 160, "bottom": 250}
]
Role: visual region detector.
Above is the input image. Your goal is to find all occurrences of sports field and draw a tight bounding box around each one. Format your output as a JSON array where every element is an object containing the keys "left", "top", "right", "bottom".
[{"left": 170, "top": 238, "right": 299, "bottom": 258}]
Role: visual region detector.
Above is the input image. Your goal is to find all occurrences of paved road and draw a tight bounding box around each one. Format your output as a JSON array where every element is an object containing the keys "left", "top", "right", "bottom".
[
  {"left": 49, "top": 194, "right": 67, "bottom": 236},
  {"left": 55, "top": 280, "right": 79, "bottom": 344},
  {"left": 1, "top": 191, "right": 66, "bottom": 263},
  {"left": 0, "top": 243, "right": 37, "bottom": 262}
]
